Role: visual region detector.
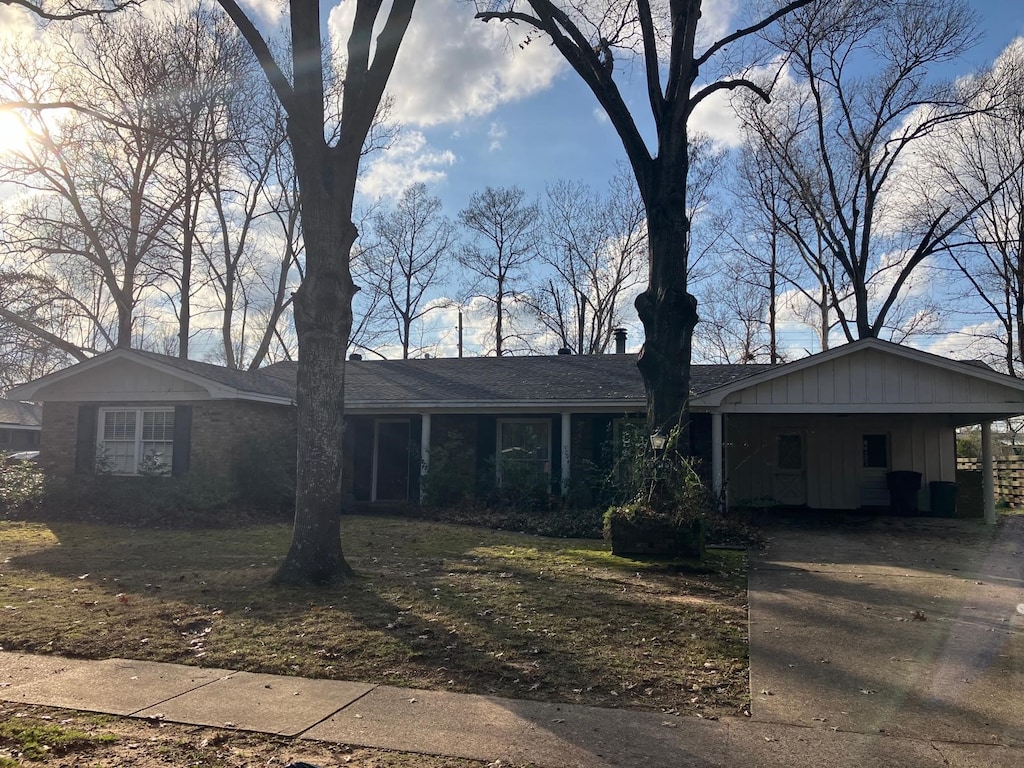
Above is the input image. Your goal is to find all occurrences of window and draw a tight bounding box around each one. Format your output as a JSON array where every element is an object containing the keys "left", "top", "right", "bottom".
[
  {"left": 497, "top": 419, "right": 550, "bottom": 487},
  {"left": 612, "top": 417, "right": 646, "bottom": 483},
  {"left": 97, "top": 408, "right": 174, "bottom": 475},
  {"left": 777, "top": 434, "right": 803, "bottom": 470},
  {"left": 862, "top": 434, "right": 889, "bottom": 468}
]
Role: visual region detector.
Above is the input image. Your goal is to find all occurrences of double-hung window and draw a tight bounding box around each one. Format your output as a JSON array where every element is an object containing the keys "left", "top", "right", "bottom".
[
  {"left": 97, "top": 407, "right": 175, "bottom": 475},
  {"left": 497, "top": 419, "right": 551, "bottom": 487}
]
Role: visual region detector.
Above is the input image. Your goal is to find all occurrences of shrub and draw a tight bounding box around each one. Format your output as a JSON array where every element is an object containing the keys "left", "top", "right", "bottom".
[
  {"left": 38, "top": 472, "right": 238, "bottom": 527},
  {"left": 231, "top": 432, "right": 296, "bottom": 513},
  {"left": 603, "top": 431, "right": 718, "bottom": 558},
  {"left": 0, "top": 454, "right": 45, "bottom": 518},
  {"left": 421, "top": 432, "right": 476, "bottom": 508}
]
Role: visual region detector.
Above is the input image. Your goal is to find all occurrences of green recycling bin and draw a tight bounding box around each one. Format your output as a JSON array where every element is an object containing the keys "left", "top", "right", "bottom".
[{"left": 929, "top": 481, "right": 958, "bottom": 518}]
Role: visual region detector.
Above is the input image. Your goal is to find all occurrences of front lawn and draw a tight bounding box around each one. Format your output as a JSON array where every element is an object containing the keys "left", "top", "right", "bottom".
[{"left": 0, "top": 516, "right": 748, "bottom": 717}]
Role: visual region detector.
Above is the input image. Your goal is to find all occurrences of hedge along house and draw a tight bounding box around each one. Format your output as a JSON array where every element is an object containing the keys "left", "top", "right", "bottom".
[{"left": 9, "top": 338, "right": 1024, "bottom": 520}]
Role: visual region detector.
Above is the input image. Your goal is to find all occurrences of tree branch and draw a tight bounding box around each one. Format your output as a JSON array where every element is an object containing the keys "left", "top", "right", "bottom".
[
  {"left": 691, "top": 78, "right": 769, "bottom": 109},
  {"left": 213, "top": 0, "right": 294, "bottom": 115},
  {"left": 1, "top": 0, "right": 135, "bottom": 21},
  {"left": 696, "top": 0, "right": 815, "bottom": 69},
  {"left": 0, "top": 305, "right": 89, "bottom": 361}
]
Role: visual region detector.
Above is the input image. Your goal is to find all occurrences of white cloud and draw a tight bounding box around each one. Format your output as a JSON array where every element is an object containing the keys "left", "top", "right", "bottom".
[
  {"left": 920, "top": 321, "right": 1007, "bottom": 364},
  {"left": 358, "top": 130, "right": 456, "bottom": 201},
  {"left": 487, "top": 121, "right": 507, "bottom": 152},
  {"left": 690, "top": 88, "right": 745, "bottom": 149},
  {"left": 328, "top": 0, "right": 564, "bottom": 128},
  {"left": 0, "top": 8, "right": 35, "bottom": 37}
]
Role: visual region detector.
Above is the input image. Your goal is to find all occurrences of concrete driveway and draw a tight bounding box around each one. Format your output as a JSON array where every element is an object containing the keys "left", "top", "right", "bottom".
[{"left": 749, "top": 515, "right": 1024, "bottom": 750}]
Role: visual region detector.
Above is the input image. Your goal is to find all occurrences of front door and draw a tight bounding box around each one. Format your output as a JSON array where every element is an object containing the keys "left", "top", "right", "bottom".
[
  {"left": 773, "top": 432, "right": 807, "bottom": 506},
  {"left": 373, "top": 420, "right": 410, "bottom": 502}
]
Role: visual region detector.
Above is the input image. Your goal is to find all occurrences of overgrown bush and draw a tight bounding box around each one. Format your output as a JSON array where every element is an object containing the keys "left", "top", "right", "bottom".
[
  {"left": 602, "top": 430, "right": 719, "bottom": 558},
  {"left": 231, "top": 432, "right": 296, "bottom": 513},
  {"left": 421, "top": 432, "right": 476, "bottom": 508},
  {"left": 0, "top": 455, "right": 45, "bottom": 518},
  {"left": 39, "top": 472, "right": 238, "bottom": 527}
]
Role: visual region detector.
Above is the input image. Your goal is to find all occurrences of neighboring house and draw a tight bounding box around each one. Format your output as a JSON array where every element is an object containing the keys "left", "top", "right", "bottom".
[
  {"left": 9, "top": 339, "right": 1024, "bottom": 517},
  {"left": 0, "top": 399, "right": 42, "bottom": 454}
]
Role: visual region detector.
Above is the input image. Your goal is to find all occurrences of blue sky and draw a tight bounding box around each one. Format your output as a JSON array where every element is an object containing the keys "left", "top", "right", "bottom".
[
  {"left": 335, "top": 0, "right": 1024, "bottom": 358},
  {"left": 349, "top": 1, "right": 1024, "bottom": 215},
  {"left": 2, "top": 1, "right": 1023, "bottom": 361}
]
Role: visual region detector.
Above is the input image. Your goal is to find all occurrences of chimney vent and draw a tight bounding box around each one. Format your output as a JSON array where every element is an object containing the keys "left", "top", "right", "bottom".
[
  {"left": 613, "top": 328, "right": 627, "bottom": 354},
  {"left": 557, "top": 347, "right": 572, "bottom": 355},
  {"left": 349, "top": 353, "right": 362, "bottom": 361}
]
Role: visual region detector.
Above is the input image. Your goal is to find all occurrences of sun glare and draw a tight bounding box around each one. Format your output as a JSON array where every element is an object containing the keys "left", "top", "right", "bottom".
[{"left": 0, "top": 110, "right": 29, "bottom": 156}]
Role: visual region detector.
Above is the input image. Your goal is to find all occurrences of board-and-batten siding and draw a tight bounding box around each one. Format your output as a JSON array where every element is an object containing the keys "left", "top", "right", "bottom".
[
  {"left": 726, "top": 413, "right": 956, "bottom": 510},
  {"left": 29, "top": 358, "right": 210, "bottom": 401},
  {"left": 727, "top": 349, "right": 1009, "bottom": 408}
]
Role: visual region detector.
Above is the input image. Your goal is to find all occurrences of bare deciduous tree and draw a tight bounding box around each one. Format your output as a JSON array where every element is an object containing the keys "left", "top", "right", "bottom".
[
  {"left": 362, "top": 182, "right": 455, "bottom": 358},
  {"left": 738, "top": 0, "right": 994, "bottom": 342},
  {"left": 1, "top": 18, "right": 183, "bottom": 350},
  {"left": 528, "top": 168, "right": 645, "bottom": 354},
  {"left": 457, "top": 185, "right": 539, "bottom": 356},
  {"left": 476, "top": 0, "right": 814, "bottom": 444},
  {"left": 928, "top": 41, "right": 1024, "bottom": 376},
  {"left": 215, "top": 0, "right": 416, "bottom": 584},
  {"left": 1, "top": 0, "right": 133, "bottom": 22}
]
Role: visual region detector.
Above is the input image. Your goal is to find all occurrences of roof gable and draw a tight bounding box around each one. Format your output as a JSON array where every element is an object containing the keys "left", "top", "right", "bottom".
[
  {"left": 8, "top": 349, "right": 294, "bottom": 404},
  {"left": 696, "top": 338, "right": 1024, "bottom": 414}
]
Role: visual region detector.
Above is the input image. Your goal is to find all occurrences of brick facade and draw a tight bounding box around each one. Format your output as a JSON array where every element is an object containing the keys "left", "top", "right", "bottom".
[{"left": 40, "top": 400, "right": 296, "bottom": 480}]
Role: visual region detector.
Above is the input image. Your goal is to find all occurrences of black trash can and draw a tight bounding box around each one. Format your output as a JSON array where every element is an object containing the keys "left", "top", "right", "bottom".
[
  {"left": 887, "top": 471, "right": 922, "bottom": 516},
  {"left": 929, "top": 481, "right": 958, "bottom": 518}
]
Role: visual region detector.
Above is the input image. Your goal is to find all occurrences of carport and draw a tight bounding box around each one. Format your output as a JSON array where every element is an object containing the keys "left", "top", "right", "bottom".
[{"left": 693, "top": 339, "right": 1024, "bottom": 521}]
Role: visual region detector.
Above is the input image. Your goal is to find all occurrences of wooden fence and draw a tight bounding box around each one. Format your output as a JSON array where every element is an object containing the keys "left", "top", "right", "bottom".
[{"left": 956, "top": 457, "right": 1024, "bottom": 509}]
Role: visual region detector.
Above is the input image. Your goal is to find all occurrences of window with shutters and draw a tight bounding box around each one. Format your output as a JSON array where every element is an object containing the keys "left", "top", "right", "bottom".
[{"left": 96, "top": 408, "right": 174, "bottom": 475}]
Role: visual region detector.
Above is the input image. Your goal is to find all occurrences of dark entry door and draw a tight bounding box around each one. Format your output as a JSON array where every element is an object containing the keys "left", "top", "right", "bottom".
[{"left": 374, "top": 420, "right": 410, "bottom": 502}]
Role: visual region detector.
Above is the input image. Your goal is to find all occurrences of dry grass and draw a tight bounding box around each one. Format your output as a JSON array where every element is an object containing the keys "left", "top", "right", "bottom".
[
  {"left": 0, "top": 702, "right": 505, "bottom": 767},
  {"left": 0, "top": 516, "right": 748, "bottom": 717}
]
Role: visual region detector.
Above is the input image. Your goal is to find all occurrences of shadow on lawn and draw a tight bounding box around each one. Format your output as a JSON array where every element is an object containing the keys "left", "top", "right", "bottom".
[{"left": 1, "top": 516, "right": 748, "bottom": 715}]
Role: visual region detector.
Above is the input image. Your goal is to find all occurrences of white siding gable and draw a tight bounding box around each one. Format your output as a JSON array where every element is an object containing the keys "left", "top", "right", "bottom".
[
  {"left": 706, "top": 346, "right": 1024, "bottom": 414},
  {"left": 29, "top": 357, "right": 212, "bottom": 402}
]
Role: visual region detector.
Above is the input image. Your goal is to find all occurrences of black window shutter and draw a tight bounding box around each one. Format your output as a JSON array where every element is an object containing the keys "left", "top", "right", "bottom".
[
  {"left": 75, "top": 405, "right": 98, "bottom": 474},
  {"left": 172, "top": 405, "right": 192, "bottom": 476}
]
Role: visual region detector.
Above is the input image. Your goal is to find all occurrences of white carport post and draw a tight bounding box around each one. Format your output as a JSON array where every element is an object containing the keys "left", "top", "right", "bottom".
[
  {"left": 711, "top": 412, "right": 724, "bottom": 502},
  {"left": 561, "top": 411, "right": 571, "bottom": 495},
  {"left": 419, "top": 412, "right": 431, "bottom": 503},
  {"left": 982, "top": 420, "right": 996, "bottom": 525}
]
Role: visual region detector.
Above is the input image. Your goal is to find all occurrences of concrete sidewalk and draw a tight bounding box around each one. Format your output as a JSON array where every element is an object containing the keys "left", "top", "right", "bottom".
[{"left": 2, "top": 517, "right": 1022, "bottom": 767}]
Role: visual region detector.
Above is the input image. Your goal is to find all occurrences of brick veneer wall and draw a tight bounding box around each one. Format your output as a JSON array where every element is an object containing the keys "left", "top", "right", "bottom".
[
  {"left": 40, "top": 399, "right": 296, "bottom": 480},
  {"left": 190, "top": 400, "right": 296, "bottom": 477}
]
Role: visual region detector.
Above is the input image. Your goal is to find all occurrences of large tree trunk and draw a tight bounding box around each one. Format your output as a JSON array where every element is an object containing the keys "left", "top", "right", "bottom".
[
  {"left": 634, "top": 185, "right": 699, "bottom": 447},
  {"left": 273, "top": 149, "right": 357, "bottom": 585}
]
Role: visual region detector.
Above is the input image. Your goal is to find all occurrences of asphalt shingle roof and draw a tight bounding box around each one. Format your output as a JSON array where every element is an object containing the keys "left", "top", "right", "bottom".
[
  {"left": 261, "top": 354, "right": 770, "bottom": 406},
  {"left": 129, "top": 349, "right": 297, "bottom": 400},
  {"left": 0, "top": 399, "right": 42, "bottom": 428}
]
